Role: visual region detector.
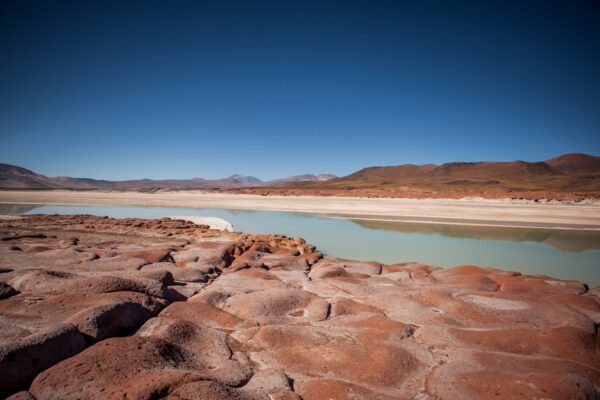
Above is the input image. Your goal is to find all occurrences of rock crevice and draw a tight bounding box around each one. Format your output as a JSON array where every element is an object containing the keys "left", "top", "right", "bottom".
[{"left": 0, "top": 214, "right": 599, "bottom": 399}]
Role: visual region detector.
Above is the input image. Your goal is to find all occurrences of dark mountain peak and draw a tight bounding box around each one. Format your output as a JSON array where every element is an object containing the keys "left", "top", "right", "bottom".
[
  {"left": 267, "top": 174, "right": 338, "bottom": 185},
  {"left": 315, "top": 174, "right": 337, "bottom": 180},
  {"left": 227, "top": 174, "right": 263, "bottom": 184},
  {"left": 0, "top": 162, "right": 53, "bottom": 189},
  {"left": 0, "top": 163, "right": 40, "bottom": 177}
]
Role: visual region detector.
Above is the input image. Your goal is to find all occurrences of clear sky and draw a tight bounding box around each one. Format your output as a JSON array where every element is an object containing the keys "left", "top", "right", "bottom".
[{"left": 1, "top": 1, "right": 599, "bottom": 180}]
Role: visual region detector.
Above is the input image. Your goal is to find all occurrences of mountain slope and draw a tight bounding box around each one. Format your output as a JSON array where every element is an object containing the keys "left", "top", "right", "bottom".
[
  {"left": 0, "top": 164, "right": 53, "bottom": 189},
  {"left": 0, "top": 164, "right": 335, "bottom": 190},
  {"left": 0, "top": 165, "right": 262, "bottom": 190},
  {"left": 252, "top": 153, "right": 600, "bottom": 199},
  {"left": 545, "top": 153, "right": 600, "bottom": 175},
  {"left": 2, "top": 154, "right": 598, "bottom": 198},
  {"left": 267, "top": 174, "right": 337, "bottom": 185}
]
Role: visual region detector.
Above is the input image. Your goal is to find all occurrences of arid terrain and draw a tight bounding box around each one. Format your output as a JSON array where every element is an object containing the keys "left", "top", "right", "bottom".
[
  {"left": 0, "top": 163, "right": 335, "bottom": 190},
  {"left": 0, "top": 215, "right": 599, "bottom": 399},
  {"left": 233, "top": 153, "right": 600, "bottom": 200},
  {"left": 1, "top": 190, "right": 599, "bottom": 230},
  {"left": 2, "top": 153, "right": 599, "bottom": 200},
  {"left": 2, "top": 1, "right": 598, "bottom": 398}
]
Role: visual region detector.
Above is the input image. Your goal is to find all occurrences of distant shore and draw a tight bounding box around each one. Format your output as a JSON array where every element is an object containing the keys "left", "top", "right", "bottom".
[{"left": 0, "top": 189, "right": 599, "bottom": 230}]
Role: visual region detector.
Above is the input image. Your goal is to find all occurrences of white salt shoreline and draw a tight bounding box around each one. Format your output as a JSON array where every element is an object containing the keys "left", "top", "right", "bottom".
[
  {"left": 0, "top": 189, "right": 599, "bottom": 230},
  {"left": 166, "top": 215, "right": 233, "bottom": 231}
]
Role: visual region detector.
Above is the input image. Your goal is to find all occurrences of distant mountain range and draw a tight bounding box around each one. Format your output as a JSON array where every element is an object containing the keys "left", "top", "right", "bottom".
[
  {"left": 249, "top": 153, "right": 600, "bottom": 198},
  {"left": 0, "top": 164, "right": 337, "bottom": 190},
  {"left": 2, "top": 154, "right": 599, "bottom": 198},
  {"left": 266, "top": 174, "right": 337, "bottom": 185},
  {"left": 330, "top": 153, "right": 600, "bottom": 186}
]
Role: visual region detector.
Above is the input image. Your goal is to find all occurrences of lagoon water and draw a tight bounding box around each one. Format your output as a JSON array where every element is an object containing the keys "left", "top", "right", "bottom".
[{"left": 2, "top": 203, "right": 599, "bottom": 286}]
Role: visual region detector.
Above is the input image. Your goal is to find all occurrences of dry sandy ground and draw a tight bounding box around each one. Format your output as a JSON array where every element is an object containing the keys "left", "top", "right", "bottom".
[{"left": 1, "top": 190, "right": 599, "bottom": 229}]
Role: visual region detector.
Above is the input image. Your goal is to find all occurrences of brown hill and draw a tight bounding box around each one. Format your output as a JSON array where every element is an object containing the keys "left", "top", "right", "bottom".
[
  {"left": 429, "top": 161, "right": 556, "bottom": 178},
  {"left": 244, "top": 153, "right": 600, "bottom": 200},
  {"left": 545, "top": 153, "right": 600, "bottom": 175},
  {"left": 344, "top": 164, "right": 437, "bottom": 182},
  {"left": 2, "top": 154, "right": 598, "bottom": 199}
]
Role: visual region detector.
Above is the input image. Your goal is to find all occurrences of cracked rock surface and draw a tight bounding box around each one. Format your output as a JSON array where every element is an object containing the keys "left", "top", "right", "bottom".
[{"left": 0, "top": 214, "right": 599, "bottom": 399}]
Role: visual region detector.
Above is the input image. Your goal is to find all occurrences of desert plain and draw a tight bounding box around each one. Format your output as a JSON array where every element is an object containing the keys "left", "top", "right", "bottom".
[{"left": 1, "top": 190, "right": 599, "bottom": 230}]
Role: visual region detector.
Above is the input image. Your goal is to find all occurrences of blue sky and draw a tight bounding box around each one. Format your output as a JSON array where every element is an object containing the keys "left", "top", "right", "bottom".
[{"left": 1, "top": 0, "right": 599, "bottom": 180}]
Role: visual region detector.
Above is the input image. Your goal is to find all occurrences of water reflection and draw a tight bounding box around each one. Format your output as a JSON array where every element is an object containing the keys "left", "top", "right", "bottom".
[
  {"left": 1, "top": 203, "right": 598, "bottom": 285},
  {"left": 0, "top": 204, "right": 40, "bottom": 215},
  {"left": 350, "top": 219, "right": 600, "bottom": 252}
]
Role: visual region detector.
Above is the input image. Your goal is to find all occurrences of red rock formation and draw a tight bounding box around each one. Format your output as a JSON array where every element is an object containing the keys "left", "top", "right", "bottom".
[{"left": 0, "top": 215, "right": 598, "bottom": 399}]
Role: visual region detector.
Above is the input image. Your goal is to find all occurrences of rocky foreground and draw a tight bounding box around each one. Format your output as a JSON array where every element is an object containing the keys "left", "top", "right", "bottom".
[{"left": 0, "top": 215, "right": 599, "bottom": 399}]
